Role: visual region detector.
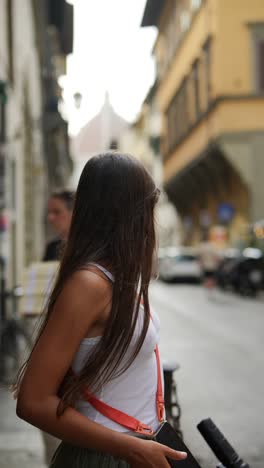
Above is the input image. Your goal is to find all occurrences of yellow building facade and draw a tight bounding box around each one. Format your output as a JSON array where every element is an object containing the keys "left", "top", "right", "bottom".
[{"left": 142, "top": 0, "right": 264, "bottom": 245}]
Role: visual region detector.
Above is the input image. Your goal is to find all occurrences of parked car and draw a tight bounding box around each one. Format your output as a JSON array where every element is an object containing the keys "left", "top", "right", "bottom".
[
  {"left": 158, "top": 247, "right": 202, "bottom": 283},
  {"left": 216, "top": 247, "right": 264, "bottom": 297},
  {"left": 215, "top": 248, "right": 241, "bottom": 290}
]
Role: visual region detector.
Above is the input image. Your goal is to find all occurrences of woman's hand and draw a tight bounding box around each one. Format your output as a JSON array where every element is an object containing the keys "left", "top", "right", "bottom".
[{"left": 126, "top": 438, "right": 187, "bottom": 467}]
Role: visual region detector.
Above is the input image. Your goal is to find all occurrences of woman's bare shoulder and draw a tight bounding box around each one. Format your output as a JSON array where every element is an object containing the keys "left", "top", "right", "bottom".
[
  {"left": 52, "top": 268, "right": 112, "bottom": 327},
  {"left": 58, "top": 269, "right": 112, "bottom": 306},
  {"left": 69, "top": 268, "right": 112, "bottom": 293}
]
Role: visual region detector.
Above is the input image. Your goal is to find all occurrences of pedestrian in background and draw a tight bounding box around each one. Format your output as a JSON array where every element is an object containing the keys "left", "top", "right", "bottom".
[
  {"left": 43, "top": 190, "right": 75, "bottom": 464},
  {"left": 14, "top": 153, "right": 187, "bottom": 467},
  {"left": 43, "top": 190, "right": 75, "bottom": 261}
]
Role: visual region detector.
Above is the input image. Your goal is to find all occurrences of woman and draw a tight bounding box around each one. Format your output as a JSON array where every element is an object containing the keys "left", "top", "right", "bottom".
[
  {"left": 43, "top": 190, "right": 75, "bottom": 261},
  {"left": 15, "top": 153, "right": 187, "bottom": 467}
]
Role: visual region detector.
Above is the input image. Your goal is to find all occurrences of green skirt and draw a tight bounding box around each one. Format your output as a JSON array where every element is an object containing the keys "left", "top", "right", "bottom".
[{"left": 49, "top": 441, "right": 130, "bottom": 468}]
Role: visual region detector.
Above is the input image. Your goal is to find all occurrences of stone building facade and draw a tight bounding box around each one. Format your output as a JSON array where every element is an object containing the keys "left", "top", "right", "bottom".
[
  {"left": 142, "top": 0, "right": 264, "bottom": 247},
  {"left": 0, "top": 0, "right": 73, "bottom": 285}
]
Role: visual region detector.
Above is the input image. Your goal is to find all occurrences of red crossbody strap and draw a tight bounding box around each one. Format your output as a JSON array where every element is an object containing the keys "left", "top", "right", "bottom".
[
  {"left": 82, "top": 388, "right": 154, "bottom": 435},
  {"left": 155, "top": 345, "right": 165, "bottom": 421},
  {"left": 79, "top": 344, "right": 164, "bottom": 435},
  {"left": 79, "top": 313, "right": 165, "bottom": 435}
]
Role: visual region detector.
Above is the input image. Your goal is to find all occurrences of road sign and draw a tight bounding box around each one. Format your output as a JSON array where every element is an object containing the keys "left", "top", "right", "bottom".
[{"left": 217, "top": 202, "right": 235, "bottom": 223}]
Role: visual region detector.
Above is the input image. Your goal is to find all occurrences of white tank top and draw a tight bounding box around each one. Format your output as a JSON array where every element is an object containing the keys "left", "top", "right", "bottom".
[{"left": 71, "top": 263, "right": 161, "bottom": 433}]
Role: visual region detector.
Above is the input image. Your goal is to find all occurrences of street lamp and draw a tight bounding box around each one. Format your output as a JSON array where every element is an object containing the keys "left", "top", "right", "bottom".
[
  {"left": 149, "top": 110, "right": 162, "bottom": 157},
  {"left": 73, "top": 91, "right": 82, "bottom": 109},
  {"left": 148, "top": 109, "right": 163, "bottom": 187}
]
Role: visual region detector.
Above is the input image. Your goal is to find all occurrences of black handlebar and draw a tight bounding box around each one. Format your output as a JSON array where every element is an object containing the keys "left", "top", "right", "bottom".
[{"left": 197, "top": 418, "right": 250, "bottom": 468}]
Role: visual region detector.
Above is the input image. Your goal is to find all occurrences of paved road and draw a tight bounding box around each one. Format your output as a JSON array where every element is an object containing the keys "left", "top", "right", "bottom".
[
  {"left": 150, "top": 282, "right": 264, "bottom": 468},
  {"left": 0, "top": 386, "right": 45, "bottom": 467},
  {"left": 1, "top": 283, "right": 263, "bottom": 468}
]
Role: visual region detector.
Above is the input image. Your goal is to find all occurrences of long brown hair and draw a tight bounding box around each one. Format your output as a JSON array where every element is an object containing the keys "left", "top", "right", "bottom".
[{"left": 15, "top": 152, "right": 160, "bottom": 412}]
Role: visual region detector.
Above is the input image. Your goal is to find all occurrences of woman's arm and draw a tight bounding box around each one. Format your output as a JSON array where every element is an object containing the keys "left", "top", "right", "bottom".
[
  {"left": 17, "top": 271, "right": 121, "bottom": 445},
  {"left": 16, "top": 270, "right": 186, "bottom": 467}
]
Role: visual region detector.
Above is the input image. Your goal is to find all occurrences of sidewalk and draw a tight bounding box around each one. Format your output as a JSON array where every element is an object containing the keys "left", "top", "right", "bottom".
[{"left": 0, "top": 386, "right": 46, "bottom": 468}]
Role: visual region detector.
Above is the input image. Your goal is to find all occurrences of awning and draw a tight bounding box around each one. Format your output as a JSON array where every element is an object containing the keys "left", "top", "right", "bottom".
[{"left": 164, "top": 143, "right": 248, "bottom": 216}]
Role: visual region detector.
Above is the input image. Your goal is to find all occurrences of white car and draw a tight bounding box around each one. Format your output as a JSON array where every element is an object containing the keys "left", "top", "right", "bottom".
[{"left": 158, "top": 247, "right": 202, "bottom": 282}]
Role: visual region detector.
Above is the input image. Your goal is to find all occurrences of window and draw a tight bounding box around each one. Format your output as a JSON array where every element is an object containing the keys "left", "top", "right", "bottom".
[
  {"left": 109, "top": 139, "right": 118, "bottom": 150},
  {"left": 168, "top": 17, "right": 176, "bottom": 62},
  {"left": 0, "top": 81, "right": 7, "bottom": 143},
  {"left": 7, "top": 0, "right": 14, "bottom": 84},
  {"left": 0, "top": 153, "right": 4, "bottom": 204},
  {"left": 203, "top": 39, "right": 211, "bottom": 108},
  {"left": 256, "top": 39, "right": 264, "bottom": 91},
  {"left": 166, "top": 79, "right": 189, "bottom": 153},
  {"left": 251, "top": 24, "right": 264, "bottom": 93},
  {"left": 192, "top": 60, "right": 200, "bottom": 119},
  {"left": 162, "top": 3, "right": 179, "bottom": 73}
]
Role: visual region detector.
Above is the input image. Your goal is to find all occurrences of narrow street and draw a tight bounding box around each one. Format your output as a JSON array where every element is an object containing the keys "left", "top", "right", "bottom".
[
  {"left": 0, "top": 386, "right": 45, "bottom": 468},
  {"left": 0, "top": 283, "right": 263, "bottom": 468},
  {"left": 150, "top": 281, "right": 264, "bottom": 468}
]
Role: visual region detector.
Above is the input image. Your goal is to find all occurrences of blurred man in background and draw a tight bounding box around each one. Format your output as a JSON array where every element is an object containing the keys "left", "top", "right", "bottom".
[
  {"left": 42, "top": 190, "right": 75, "bottom": 465},
  {"left": 43, "top": 191, "right": 75, "bottom": 261}
]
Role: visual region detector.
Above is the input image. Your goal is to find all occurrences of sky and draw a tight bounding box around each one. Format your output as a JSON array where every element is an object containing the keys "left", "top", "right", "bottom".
[{"left": 61, "top": 0, "right": 157, "bottom": 136}]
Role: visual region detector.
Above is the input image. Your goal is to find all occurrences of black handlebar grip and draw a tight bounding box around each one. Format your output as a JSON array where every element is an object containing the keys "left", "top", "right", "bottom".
[{"left": 197, "top": 418, "right": 250, "bottom": 468}]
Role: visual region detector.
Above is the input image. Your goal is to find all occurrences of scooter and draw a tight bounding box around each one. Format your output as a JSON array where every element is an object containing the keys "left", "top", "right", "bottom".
[
  {"left": 197, "top": 418, "right": 250, "bottom": 468},
  {"left": 167, "top": 416, "right": 250, "bottom": 468}
]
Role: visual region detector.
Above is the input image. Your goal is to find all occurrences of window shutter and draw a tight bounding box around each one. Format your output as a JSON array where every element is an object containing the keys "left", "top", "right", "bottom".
[{"left": 257, "top": 39, "right": 264, "bottom": 92}]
